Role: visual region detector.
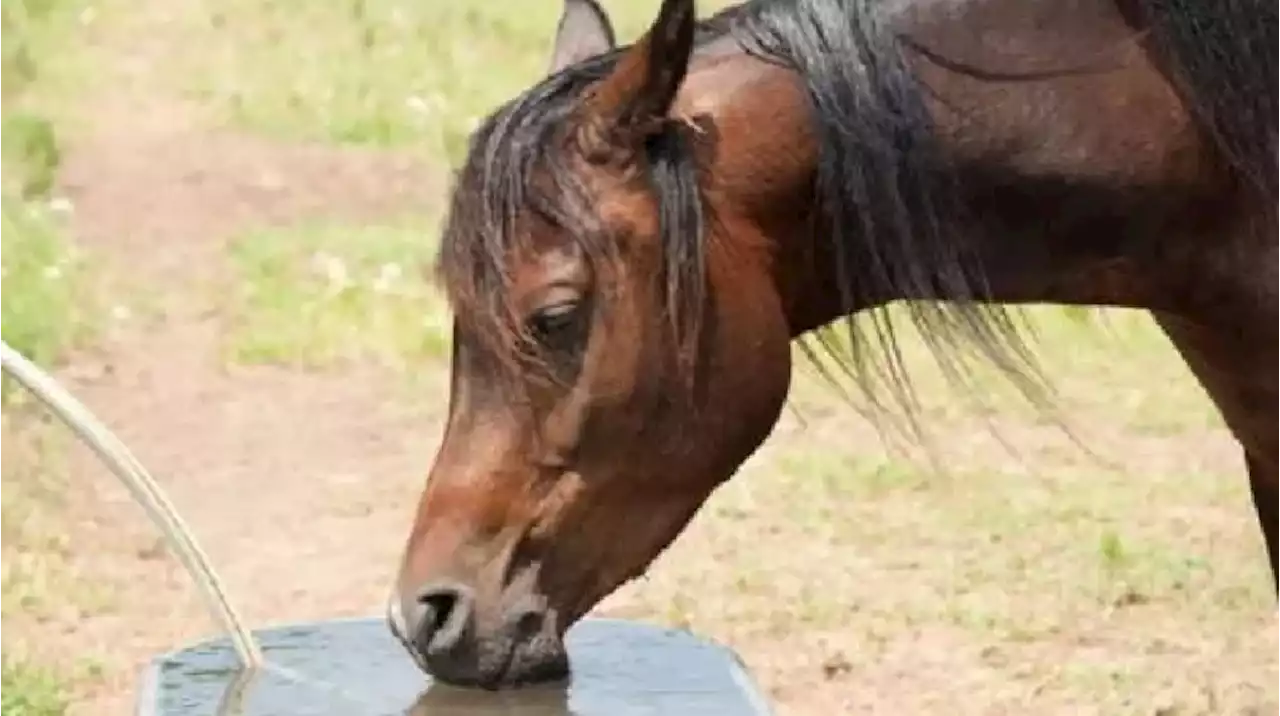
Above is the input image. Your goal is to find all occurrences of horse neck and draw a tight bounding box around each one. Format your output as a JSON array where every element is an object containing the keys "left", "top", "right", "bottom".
[
  {"left": 675, "top": 51, "right": 844, "bottom": 338},
  {"left": 688, "top": 0, "right": 1247, "bottom": 337}
]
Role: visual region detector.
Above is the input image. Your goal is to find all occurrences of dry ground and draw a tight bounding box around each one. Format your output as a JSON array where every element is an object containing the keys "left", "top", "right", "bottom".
[{"left": 2, "top": 1, "right": 1276, "bottom": 715}]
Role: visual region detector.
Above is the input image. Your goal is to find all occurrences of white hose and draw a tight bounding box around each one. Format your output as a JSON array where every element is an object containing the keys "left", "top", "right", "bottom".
[{"left": 0, "top": 341, "right": 264, "bottom": 668}]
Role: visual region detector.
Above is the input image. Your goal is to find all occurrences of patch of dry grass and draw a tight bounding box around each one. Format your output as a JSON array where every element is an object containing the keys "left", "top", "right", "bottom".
[
  {"left": 178, "top": 0, "right": 737, "bottom": 161},
  {"left": 222, "top": 216, "right": 452, "bottom": 370},
  {"left": 1, "top": 412, "right": 116, "bottom": 714}
]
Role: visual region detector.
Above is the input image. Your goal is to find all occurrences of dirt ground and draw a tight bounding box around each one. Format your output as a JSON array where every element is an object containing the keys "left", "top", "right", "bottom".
[
  {"left": 5, "top": 1, "right": 1276, "bottom": 715},
  {"left": 41, "top": 125, "right": 445, "bottom": 716}
]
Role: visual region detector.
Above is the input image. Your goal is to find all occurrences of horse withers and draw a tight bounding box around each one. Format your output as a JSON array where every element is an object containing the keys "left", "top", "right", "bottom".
[{"left": 388, "top": 0, "right": 1277, "bottom": 689}]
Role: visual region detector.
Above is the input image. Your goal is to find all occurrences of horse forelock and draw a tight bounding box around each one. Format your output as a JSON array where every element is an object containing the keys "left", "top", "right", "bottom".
[{"left": 435, "top": 46, "right": 715, "bottom": 390}]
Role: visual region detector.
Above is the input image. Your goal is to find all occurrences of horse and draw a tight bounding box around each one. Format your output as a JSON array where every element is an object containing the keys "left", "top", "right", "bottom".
[{"left": 386, "top": 0, "right": 1277, "bottom": 689}]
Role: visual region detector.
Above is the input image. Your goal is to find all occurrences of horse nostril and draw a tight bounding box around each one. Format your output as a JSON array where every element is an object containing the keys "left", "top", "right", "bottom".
[
  {"left": 414, "top": 583, "right": 473, "bottom": 655},
  {"left": 420, "top": 591, "right": 453, "bottom": 634}
]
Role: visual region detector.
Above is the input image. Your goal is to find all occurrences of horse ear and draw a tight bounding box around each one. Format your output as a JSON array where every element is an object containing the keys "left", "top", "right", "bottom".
[
  {"left": 549, "top": 0, "right": 617, "bottom": 74},
  {"left": 579, "top": 0, "right": 696, "bottom": 153}
]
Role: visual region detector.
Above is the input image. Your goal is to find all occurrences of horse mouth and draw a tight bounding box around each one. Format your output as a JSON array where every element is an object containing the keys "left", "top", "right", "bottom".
[{"left": 389, "top": 618, "right": 569, "bottom": 690}]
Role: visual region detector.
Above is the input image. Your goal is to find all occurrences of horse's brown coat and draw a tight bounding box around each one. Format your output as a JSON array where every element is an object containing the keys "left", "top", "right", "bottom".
[{"left": 388, "top": 0, "right": 1277, "bottom": 689}]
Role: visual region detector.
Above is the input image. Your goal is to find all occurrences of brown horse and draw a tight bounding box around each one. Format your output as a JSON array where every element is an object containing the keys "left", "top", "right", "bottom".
[{"left": 387, "top": 0, "right": 1277, "bottom": 689}]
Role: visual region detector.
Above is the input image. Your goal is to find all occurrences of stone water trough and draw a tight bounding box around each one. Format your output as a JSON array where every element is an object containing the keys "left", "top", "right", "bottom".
[{"left": 136, "top": 617, "right": 773, "bottom": 715}]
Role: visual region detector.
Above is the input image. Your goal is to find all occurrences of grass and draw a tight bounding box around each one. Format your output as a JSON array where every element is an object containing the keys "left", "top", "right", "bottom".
[
  {"left": 2, "top": 0, "right": 96, "bottom": 389},
  {"left": 0, "top": 415, "right": 72, "bottom": 572},
  {"left": 0, "top": 199, "right": 91, "bottom": 399},
  {"left": 221, "top": 216, "right": 453, "bottom": 369},
  {"left": 0, "top": 0, "right": 93, "bottom": 196},
  {"left": 2, "top": 0, "right": 85, "bottom": 93},
  {"left": 1, "top": 112, "right": 61, "bottom": 200},
  {"left": 181, "top": 0, "right": 734, "bottom": 162},
  {"left": 0, "top": 409, "right": 73, "bottom": 716},
  {"left": 0, "top": 660, "right": 67, "bottom": 716},
  {"left": 1, "top": 0, "right": 103, "bottom": 707},
  {"left": 787, "top": 306, "right": 1220, "bottom": 436}
]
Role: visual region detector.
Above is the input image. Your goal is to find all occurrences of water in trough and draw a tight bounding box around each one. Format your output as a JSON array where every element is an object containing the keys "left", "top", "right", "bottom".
[{"left": 135, "top": 617, "right": 773, "bottom": 715}]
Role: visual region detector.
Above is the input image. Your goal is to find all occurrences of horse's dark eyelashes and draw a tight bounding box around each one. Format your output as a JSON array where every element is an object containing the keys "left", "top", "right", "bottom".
[
  {"left": 528, "top": 300, "right": 586, "bottom": 350},
  {"left": 533, "top": 301, "right": 577, "bottom": 330}
]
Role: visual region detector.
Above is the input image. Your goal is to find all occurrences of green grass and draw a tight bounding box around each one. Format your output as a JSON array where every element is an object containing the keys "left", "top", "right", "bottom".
[
  {"left": 2, "top": 0, "right": 90, "bottom": 99},
  {"left": 1, "top": 659, "right": 67, "bottom": 716},
  {"left": 0, "top": 0, "right": 84, "bottom": 197},
  {"left": 1, "top": 2, "right": 103, "bottom": 708},
  {"left": 786, "top": 305, "right": 1220, "bottom": 441},
  {"left": 0, "top": 414, "right": 80, "bottom": 716},
  {"left": 0, "top": 415, "right": 70, "bottom": 557},
  {"left": 2, "top": 0, "right": 96, "bottom": 391},
  {"left": 182, "top": 0, "right": 734, "bottom": 162},
  {"left": 222, "top": 217, "right": 453, "bottom": 369},
  {"left": 0, "top": 200, "right": 91, "bottom": 398},
  {"left": 1, "top": 111, "right": 61, "bottom": 200}
]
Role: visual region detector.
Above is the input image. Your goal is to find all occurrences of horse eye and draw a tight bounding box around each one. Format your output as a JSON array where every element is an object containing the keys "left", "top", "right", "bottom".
[{"left": 528, "top": 301, "right": 583, "bottom": 347}]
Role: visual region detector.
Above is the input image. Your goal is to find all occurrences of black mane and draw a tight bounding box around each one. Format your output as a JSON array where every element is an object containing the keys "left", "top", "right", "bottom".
[
  {"left": 728, "top": 0, "right": 1045, "bottom": 415},
  {"left": 438, "top": 0, "right": 1045, "bottom": 418}
]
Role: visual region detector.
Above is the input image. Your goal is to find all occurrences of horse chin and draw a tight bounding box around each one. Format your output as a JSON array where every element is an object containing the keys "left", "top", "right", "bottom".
[
  {"left": 499, "top": 640, "right": 571, "bottom": 689},
  {"left": 416, "top": 632, "right": 570, "bottom": 691}
]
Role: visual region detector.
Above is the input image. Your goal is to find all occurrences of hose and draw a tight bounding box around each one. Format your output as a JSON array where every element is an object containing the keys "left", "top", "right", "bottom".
[{"left": 0, "top": 340, "right": 263, "bottom": 668}]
